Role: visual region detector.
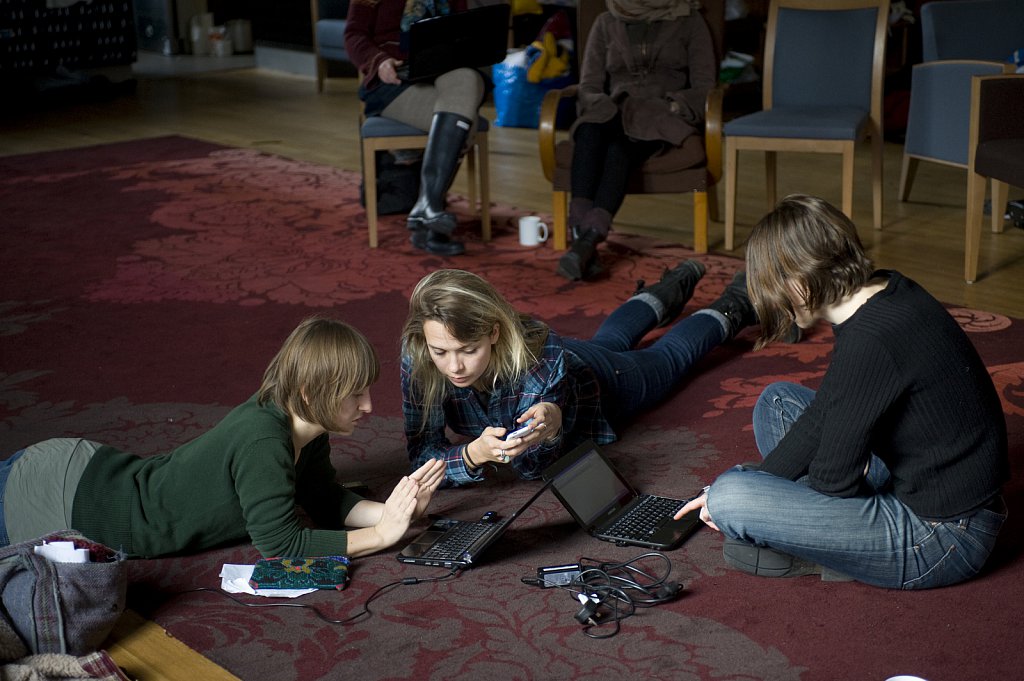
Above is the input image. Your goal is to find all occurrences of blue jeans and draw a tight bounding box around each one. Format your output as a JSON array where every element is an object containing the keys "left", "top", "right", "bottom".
[
  {"left": 566, "top": 300, "right": 725, "bottom": 425},
  {"left": 707, "top": 382, "right": 1006, "bottom": 589}
]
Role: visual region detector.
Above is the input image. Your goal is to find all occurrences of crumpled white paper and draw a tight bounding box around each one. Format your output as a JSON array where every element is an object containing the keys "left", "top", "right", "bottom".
[{"left": 219, "top": 563, "right": 317, "bottom": 598}]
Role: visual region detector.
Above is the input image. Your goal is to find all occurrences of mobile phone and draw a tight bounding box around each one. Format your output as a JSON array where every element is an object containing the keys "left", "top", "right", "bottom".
[{"left": 505, "top": 419, "right": 534, "bottom": 440}]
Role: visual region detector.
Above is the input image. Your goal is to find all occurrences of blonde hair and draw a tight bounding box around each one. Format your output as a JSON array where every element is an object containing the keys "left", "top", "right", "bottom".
[
  {"left": 401, "top": 270, "right": 547, "bottom": 429},
  {"left": 746, "top": 194, "right": 875, "bottom": 349},
  {"left": 258, "top": 317, "right": 379, "bottom": 432}
]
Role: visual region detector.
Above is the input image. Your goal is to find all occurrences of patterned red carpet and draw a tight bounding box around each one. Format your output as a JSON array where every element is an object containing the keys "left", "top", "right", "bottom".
[{"left": 2, "top": 137, "right": 1022, "bottom": 681}]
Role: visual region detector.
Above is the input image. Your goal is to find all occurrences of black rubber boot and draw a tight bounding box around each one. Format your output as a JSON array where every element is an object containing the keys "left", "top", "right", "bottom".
[
  {"left": 632, "top": 260, "right": 707, "bottom": 327},
  {"left": 708, "top": 271, "right": 759, "bottom": 339},
  {"left": 406, "top": 112, "right": 473, "bottom": 236},
  {"left": 410, "top": 227, "right": 465, "bottom": 256},
  {"left": 556, "top": 228, "right": 604, "bottom": 281}
]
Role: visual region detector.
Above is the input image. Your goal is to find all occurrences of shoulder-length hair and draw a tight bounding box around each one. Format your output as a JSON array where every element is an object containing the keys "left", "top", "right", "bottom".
[
  {"left": 746, "top": 194, "right": 875, "bottom": 349},
  {"left": 401, "top": 269, "right": 546, "bottom": 426},
  {"left": 257, "top": 317, "right": 379, "bottom": 432}
]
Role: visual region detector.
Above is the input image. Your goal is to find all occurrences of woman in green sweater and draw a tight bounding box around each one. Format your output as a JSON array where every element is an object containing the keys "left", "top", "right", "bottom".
[{"left": 0, "top": 317, "right": 445, "bottom": 559}]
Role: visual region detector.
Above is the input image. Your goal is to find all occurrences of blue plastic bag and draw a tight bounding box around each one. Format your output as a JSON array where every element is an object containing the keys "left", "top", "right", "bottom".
[{"left": 492, "top": 52, "right": 574, "bottom": 129}]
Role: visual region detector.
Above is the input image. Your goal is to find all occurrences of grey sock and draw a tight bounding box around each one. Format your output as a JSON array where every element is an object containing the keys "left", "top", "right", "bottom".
[
  {"left": 694, "top": 308, "right": 731, "bottom": 338},
  {"left": 631, "top": 291, "right": 667, "bottom": 324}
]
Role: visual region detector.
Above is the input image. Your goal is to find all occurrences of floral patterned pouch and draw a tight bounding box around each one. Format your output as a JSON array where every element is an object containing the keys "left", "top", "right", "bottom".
[{"left": 248, "top": 555, "right": 350, "bottom": 590}]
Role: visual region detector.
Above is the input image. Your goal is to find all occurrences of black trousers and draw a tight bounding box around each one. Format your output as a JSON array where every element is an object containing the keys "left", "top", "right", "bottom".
[{"left": 570, "top": 114, "right": 662, "bottom": 216}]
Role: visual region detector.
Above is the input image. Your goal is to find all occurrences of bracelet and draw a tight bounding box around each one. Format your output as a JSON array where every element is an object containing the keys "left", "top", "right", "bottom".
[{"left": 462, "top": 444, "right": 481, "bottom": 470}]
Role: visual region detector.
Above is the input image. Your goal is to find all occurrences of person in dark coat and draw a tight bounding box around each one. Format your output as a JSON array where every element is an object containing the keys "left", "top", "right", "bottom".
[{"left": 558, "top": 0, "right": 716, "bottom": 280}]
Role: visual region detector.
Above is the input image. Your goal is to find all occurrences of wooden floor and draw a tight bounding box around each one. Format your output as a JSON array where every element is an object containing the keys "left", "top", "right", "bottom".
[{"left": 3, "top": 66, "right": 1023, "bottom": 318}]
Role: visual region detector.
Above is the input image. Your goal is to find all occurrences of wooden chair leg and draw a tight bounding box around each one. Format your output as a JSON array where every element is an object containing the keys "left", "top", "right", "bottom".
[
  {"left": 991, "top": 179, "right": 1007, "bottom": 233},
  {"left": 899, "top": 154, "right": 917, "bottom": 202},
  {"left": 316, "top": 56, "right": 325, "bottom": 94},
  {"left": 872, "top": 128, "right": 884, "bottom": 230},
  {"left": 764, "top": 150, "right": 777, "bottom": 210},
  {"left": 552, "top": 190, "right": 568, "bottom": 250},
  {"left": 725, "top": 138, "right": 738, "bottom": 251},
  {"left": 692, "top": 191, "right": 709, "bottom": 254},
  {"left": 478, "top": 134, "right": 491, "bottom": 242},
  {"left": 840, "top": 142, "right": 855, "bottom": 220},
  {"left": 364, "top": 142, "right": 379, "bottom": 248},
  {"left": 965, "top": 170, "right": 987, "bottom": 283}
]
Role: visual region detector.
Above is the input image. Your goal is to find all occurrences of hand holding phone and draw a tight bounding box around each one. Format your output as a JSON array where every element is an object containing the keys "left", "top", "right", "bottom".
[{"left": 505, "top": 418, "right": 534, "bottom": 440}]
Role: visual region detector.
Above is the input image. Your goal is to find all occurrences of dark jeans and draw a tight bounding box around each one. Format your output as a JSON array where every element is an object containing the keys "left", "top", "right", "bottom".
[
  {"left": 566, "top": 300, "right": 725, "bottom": 426},
  {"left": 570, "top": 114, "right": 663, "bottom": 216}
]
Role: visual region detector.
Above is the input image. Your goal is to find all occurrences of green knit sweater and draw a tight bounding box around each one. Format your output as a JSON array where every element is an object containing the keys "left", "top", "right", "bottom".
[{"left": 72, "top": 396, "right": 364, "bottom": 558}]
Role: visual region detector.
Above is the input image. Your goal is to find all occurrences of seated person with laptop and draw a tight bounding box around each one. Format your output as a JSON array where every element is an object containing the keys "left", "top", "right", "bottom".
[{"left": 344, "top": 0, "right": 507, "bottom": 256}]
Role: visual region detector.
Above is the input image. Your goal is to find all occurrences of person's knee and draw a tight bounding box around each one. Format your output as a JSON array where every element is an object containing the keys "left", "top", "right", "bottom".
[
  {"left": 706, "top": 467, "right": 761, "bottom": 534},
  {"left": 434, "top": 68, "right": 484, "bottom": 115},
  {"left": 752, "top": 383, "right": 789, "bottom": 434}
]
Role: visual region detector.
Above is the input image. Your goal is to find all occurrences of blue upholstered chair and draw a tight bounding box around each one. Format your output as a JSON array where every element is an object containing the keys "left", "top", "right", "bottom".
[
  {"left": 723, "top": 0, "right": 889, "bottom": 251},
  {"left": 965, "top": 74, "right": 1024, "bottom": 283},
  {"left": 900, "top": 61, "right": 1013, "bottom": 201},
  {"left": 311, "top": 0, "right": 352, "bottom": 93},
  {"left": 899, "top": 0, "right": 1022, "bottom": 202},
  {"left": 361, "top": 116, "right": 492, "bottom": 248},
  {"left": 919, "top": 0, "right": 1024, "bottom": 63}
]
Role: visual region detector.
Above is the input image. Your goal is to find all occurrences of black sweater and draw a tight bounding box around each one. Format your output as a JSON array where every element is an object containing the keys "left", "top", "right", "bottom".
[{"left": 760, "top": 271, "right": 1009, "bottom": 521}]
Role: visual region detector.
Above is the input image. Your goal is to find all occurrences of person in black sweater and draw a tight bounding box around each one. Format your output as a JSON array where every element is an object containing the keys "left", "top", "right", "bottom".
[{"left": 677, "top": 195, "right": 1009, "bottom": 588}]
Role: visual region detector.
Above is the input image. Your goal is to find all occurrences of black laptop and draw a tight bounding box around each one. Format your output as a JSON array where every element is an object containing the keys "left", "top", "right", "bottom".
[
  {"left": 397, "top": 478, "right": 551, "bottom": 569},
  {"left": 398, "top": 3, "right": 511, "bottom": 83},
  {"left": 542, "top": 441, "right": 701, "bottom": 551}
]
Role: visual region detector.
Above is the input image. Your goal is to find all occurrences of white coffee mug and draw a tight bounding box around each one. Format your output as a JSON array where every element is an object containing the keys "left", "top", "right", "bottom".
[{"left": 518, "top": 216, "right": 549, "bottom": 246}]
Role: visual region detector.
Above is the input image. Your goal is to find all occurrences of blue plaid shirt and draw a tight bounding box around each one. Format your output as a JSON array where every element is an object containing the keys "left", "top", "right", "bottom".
[{"left": 402, "top": 330, "right": 616, "bottom": 484}]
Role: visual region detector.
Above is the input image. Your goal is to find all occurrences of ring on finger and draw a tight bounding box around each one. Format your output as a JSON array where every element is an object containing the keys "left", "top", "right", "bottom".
[{"left": 498, "top": 452, "right": 509, "bottom": 463}]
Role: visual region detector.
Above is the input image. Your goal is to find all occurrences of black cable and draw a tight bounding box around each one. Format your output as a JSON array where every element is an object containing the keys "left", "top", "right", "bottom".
[
  {"left": 522, "top": 551, "right": 683, "bottom": 639},
  {"left": 172, "top": 567, "right": 461, "bottom": 625}
]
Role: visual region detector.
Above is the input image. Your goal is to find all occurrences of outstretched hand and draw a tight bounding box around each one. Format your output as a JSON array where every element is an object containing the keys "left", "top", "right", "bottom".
[
  {"left": 373, "top": 475, "right": 420, "bottom": 549},
  {"left": 409, "top": 458, "right": 445, "bottom": 519},
  {"left": 676, "top": 492, "right": 720, "bottom": 532}
]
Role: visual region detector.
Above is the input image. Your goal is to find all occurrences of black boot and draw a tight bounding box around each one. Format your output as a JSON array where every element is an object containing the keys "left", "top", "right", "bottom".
[
  {"left": 407, "top": 112, "right": 472, "bottom": 236},
  {"left": 632, "top": 260, "right": 707, "bottom": 327},
  {"left": 556, "top": 228, "right": 604, "bottom": 281},
  {"left": 410, "top": 227, "right": 466, "bottom": 256},
  {"left": 708, "top": 271, "right": 759, "bottom": 339}
]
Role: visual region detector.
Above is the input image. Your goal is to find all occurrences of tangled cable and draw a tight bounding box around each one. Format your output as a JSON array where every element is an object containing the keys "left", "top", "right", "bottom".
[{"left": 521, "top": 551, "right": 683, "bottom": 638}]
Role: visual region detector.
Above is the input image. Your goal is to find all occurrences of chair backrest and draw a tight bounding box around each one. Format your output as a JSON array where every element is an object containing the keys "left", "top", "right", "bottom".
[
  {"left": 574, "top": 0, "right": 726, "bottom": 73},
  {"left": 970, "top": 74, "right": 1024, "bottom": 189},
  {"left": 904, "top": 60, "right": 1012, "bottom": 164},
  {"left": 315, "top": 0, "right": 350, "bottom": 22},
  {"left": 763, "top": 0, "right": 888, "bottom": 119},
  {"left": 922, "top": 0, "right": 1024, "bottom": 62},
  {"left": 975, "top": 74, "right": 1024, "bottom": 146}
]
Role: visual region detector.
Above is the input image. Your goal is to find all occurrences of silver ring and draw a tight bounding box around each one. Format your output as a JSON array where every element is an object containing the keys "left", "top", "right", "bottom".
[{"left": 498, "top": 453, "right": 509, "bottom": 463}]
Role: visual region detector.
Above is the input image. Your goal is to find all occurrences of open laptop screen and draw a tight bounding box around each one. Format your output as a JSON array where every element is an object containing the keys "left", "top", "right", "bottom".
[{"left": 547, "top": 446, "right": 634, "bottom": 527}]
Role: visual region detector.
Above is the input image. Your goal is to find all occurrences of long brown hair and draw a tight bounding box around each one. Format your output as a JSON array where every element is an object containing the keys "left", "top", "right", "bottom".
[
  {"left": 746, "top": 195, "right": 875, "bottom": 349},
  {"left": 258, "top": 317, "right": 379, "bottom": 432},
  {"left": 401, "top": 270, "right": 547, "bottom": 430}
]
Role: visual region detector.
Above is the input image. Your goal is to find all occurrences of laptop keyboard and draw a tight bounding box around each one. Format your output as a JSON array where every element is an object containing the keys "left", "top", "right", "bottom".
[
  {"left": 421, "top": 521, "right": 493, "bottom": 560},
  {"left": 604, "top": 495, "right": 684, "bottom": 541}
]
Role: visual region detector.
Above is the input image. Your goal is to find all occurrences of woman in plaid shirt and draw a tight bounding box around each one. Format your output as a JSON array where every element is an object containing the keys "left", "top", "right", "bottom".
[{"left": 400, "top": 266, "right": 762, "bottom": 485}]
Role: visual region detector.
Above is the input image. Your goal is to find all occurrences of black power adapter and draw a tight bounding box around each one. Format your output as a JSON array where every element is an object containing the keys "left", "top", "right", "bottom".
[{"left": 536, "top": 563, "right": 582, "bottom": 588}]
